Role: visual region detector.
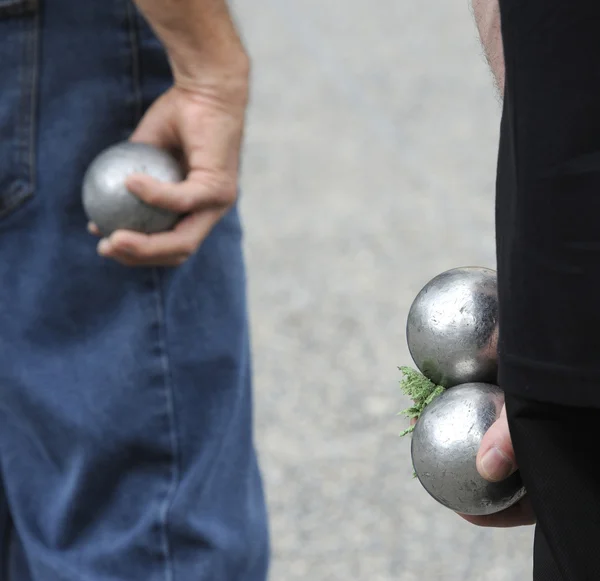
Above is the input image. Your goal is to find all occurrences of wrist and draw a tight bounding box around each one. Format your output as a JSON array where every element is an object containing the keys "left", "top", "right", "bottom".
[
  {"left": 157, "top": 28, "right": 250, "bottom": 104},
  {"left": 170, "top": 44, "right": 249, "bottom": 87},
  {"left": 133, "top": 0, "right": 250, "bottom": 101}
]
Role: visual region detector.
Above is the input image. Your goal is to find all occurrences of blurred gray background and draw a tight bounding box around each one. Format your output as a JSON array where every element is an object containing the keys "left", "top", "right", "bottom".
[{"left": 232, "top": 1, "right": 535, "bottom": 579}]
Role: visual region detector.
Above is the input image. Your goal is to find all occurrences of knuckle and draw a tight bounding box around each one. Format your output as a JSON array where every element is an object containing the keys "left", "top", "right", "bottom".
[
  {"left": 175, "top": 194, "right": 196, "bottom": 214},
  {"left": 218, "top": 182, "right": 238, "bottom": 206},
  {"left": 185, "top": 172, "right": 239, "bottom": 211},
  {"left": 205, "top": 174, "right": 237, "bottom": 207}
]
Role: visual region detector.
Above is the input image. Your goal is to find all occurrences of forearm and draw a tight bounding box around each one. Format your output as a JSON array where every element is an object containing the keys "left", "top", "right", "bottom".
[
  {"left": 133, "top": 0, "right": 249, "bottom": 92},
  {"left": 471, "top": 0, "right": 505, "bottom": 95}
]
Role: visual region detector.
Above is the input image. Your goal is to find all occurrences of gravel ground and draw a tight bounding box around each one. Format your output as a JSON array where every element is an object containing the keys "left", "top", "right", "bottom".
[{"left": 232, "top": 1, "right": 535, "bottom": 579}]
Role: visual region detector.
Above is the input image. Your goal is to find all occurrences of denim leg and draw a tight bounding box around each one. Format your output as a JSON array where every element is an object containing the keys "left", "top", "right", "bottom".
[{"left": 0, "top": 1, "right": 269, "bottom": 579}]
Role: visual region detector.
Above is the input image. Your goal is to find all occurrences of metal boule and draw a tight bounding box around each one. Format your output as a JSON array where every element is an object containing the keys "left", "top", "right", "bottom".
[
  {"left": 82, "top": 141, "right": 184, "bottom": 236},
  {"left": 411, "top": 383, "right": 526, "bottom": 516},
  {"left": 406, "top": 266, "right": 498, "bottom": 388}
]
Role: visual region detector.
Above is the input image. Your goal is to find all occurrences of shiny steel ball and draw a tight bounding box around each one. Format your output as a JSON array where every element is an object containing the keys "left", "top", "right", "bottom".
[
  {"left": 406, "top": 267, "right": 498, "bottom": 388},
  {"left": 82, "top": 141, "right": 184, "bottom": 236},
  {"left": 411, "top": 383, "right": 526, "bottom": 516}
]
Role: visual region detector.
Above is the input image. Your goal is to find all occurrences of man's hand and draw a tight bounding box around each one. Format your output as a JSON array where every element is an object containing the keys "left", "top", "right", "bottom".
[
  {"left": 90, "top": 0, "right": 250, "bottom": 267},
  {"left": 458, "top": 404, "right": 536, "bottom": 527},
  {"left": 410, "top": 404, "right": 536, "bottom": 527},
  {"left": 93, "top": 78, "right": 248, "bottom": 267}
]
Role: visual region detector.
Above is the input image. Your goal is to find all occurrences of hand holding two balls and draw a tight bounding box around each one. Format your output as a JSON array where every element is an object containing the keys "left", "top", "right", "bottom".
[
  {"left": 83, "top": 86, "right": 246, "bottom": 267},
  {"left": 404, "top": 267, "right": 535, "bottom": 527}
]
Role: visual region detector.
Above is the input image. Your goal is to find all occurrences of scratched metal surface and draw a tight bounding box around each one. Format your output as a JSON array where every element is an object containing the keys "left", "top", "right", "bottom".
[
  {"left": 232, "top": 1, "right": 534, "bottom": 579},
  {"left": 412, "top": 384, "right": 526, "bottom": 516}
]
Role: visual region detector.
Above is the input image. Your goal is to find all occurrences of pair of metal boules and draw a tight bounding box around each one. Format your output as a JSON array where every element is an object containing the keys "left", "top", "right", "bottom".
[{"left": 405, "top": 267, "right": 526, "bottom": 516}]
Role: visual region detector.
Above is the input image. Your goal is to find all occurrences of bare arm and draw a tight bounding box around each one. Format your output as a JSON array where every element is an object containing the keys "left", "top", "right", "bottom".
[
  {"left": 471, "top": 0, "right": 505, "bottom": 95},
  {"left": 132, "top": 0, "right": 249, "bottom": 93},
  {"left": 94, "top": 1, "right": 250, "bottom": 266}
]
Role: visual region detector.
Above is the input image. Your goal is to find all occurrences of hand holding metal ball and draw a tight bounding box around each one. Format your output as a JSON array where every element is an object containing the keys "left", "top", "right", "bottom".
[
  {"left": 82, "top": 141, "right": 185, "bottom": 236},
  {"left": 411, "top": 382, "right": 526, "bottom": 516},
  {"left": 399, "top": 267, "right": 527, "bottom": 518}
]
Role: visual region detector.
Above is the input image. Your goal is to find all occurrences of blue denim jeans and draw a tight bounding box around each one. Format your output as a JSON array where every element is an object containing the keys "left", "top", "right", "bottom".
[{"left": 0, "top": 1, "right": 270, "bottom": 579}]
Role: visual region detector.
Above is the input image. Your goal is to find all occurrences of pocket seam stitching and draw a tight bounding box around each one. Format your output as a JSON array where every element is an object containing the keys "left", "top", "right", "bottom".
[{"left": 0, "top": 0, "right": 38, "bottom": 219}]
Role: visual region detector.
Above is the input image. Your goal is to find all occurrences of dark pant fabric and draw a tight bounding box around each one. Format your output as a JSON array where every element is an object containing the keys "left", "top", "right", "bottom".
[{"left": 506, "top": 394, "right": 600, "bottom": 581}]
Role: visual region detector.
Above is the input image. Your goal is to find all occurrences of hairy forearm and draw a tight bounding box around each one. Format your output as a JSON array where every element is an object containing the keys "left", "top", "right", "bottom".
[
  {"left": 133, "top": 0, "right": 249, "bottom": 91},
  {"left": 471, "top": 0, "right": 505, "bottom": 95}
]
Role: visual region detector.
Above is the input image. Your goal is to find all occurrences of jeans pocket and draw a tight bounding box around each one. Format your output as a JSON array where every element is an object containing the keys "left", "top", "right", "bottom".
[{"left": 0, "top": 0, "right": 39, "bottom": 219}]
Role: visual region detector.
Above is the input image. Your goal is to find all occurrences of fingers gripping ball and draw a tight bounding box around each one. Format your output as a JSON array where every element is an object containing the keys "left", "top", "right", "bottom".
[
  {"left": 406, "top": 267, "right": 499, "bottom": 388},
  {"left": 82, "top": 141, "right": 185, "bottom": 236},
  {"left": 410, "top": 383, "right": 526, "bottom": 516},
  {"left": 399, "top": 266, "right": 527, "bottom": 517}
]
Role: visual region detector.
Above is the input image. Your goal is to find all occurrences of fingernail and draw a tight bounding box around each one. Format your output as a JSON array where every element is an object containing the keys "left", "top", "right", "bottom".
[
  {"left": 480, "top": 447, "right": 515, "bottom": 482},
  {"left": 98, "top": 239, "right": 110, "bottom": 255}
]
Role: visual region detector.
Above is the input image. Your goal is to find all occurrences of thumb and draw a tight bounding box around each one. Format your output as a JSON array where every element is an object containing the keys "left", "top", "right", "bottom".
[{"left": 476, "top": 404, "right": 518, "bottom": 482}]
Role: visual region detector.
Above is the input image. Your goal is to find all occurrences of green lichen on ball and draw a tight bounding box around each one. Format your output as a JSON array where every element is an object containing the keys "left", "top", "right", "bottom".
[{"left": 397, "top": 366, "right": 445, "bottom": 437}]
